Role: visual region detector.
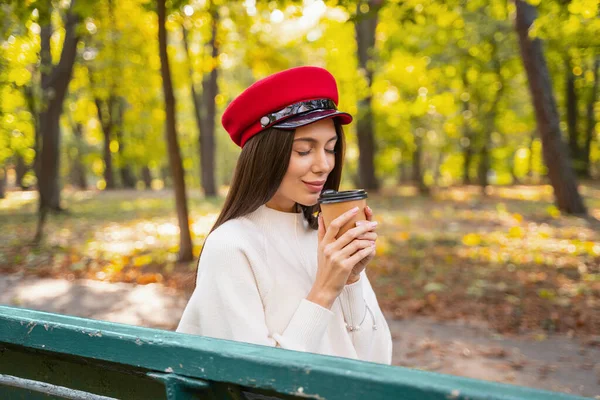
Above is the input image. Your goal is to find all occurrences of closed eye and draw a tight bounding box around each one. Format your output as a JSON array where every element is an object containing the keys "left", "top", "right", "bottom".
[{"left": 297, "top": 149, "right": 336, "bottom": 156}]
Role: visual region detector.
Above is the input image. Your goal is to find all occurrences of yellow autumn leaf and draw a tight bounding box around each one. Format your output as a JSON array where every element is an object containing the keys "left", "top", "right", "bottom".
[
  {"left": 136, "top": 273, "right": 163, "bottom": 285},
  {"left": 512, "top": 213, "right": 523, "bottom": 223},
  {"left": 547, "top": 205, "right": 561, "bottom": 219},
  {"left": 462, "top": 233, "right": 481, "bottom": 246},
  {"left": 375, "top": 237, "right": 391, "bottom": 255},
  {"left": 132, "top": 255, "right": 152, "bottom": 267},
  {"left": 583, "top": 241, "right": 596, "bottom": 255},
  {"left": 509, "top": 226, "right": 524, "bottom": 238},
  {"left": 392, "top": 231, "right": 411, "bottom": 241},
  {"left": 104, "top": 263, "right": 123, "bottom": 275}
]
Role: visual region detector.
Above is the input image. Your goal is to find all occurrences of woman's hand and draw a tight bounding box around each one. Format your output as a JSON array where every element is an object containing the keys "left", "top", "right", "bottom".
[
  {"left": 346, "top": 205, "right": 377, "bottom": 284},
  {"left": 306, "top": 206, "right": 377, "bottom": 309}
]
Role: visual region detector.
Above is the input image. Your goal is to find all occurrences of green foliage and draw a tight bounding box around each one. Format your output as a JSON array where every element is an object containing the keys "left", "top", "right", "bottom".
[
  {"left": 0, "top": 0, "right": 599, "bottom": 189},
  {"left": 1, "top": 184, "right": 599, "bottom": 334},
  {"left": 0, "top": 9, "right": 37, "bottom": 165}
]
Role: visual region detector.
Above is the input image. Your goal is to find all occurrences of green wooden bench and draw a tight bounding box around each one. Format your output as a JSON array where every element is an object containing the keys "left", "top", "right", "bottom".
[{"left": 0, "top": 305, "right": 588, "bottom": 399}]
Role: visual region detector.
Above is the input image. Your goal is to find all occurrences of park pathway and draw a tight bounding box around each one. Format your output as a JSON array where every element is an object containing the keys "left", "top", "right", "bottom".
[{"left": 1, "top": 273, "right": 598, "bottom": 398}]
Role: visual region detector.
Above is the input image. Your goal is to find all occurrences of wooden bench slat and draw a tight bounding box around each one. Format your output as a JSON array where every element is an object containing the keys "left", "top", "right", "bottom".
[{"left": 0, "top": 305, "right": 588, "bottom": 400}]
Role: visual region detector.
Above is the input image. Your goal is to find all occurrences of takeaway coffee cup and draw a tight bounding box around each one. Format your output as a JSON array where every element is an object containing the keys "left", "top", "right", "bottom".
[{"left": 318, "top": 189, "right": 368, "bottom": 238}]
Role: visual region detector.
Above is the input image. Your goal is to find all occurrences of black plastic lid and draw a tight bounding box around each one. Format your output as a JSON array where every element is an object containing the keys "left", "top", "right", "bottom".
[{"left": 318, "top": 189, "right": 368, "bottom": 204}]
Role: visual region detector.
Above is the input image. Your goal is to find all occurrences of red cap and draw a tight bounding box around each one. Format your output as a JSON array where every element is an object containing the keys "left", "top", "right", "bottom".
[{"left": 222, "top": 66, "right": 352, "bottom": 148}]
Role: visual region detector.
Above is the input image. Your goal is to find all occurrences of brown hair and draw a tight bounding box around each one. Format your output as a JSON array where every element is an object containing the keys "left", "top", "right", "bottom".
[{"left": 209, "top": 120, "right": 346, "bottom": 236}]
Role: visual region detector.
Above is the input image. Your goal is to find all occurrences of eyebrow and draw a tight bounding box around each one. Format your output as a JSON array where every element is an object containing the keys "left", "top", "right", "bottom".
[{"left": 293, "top": 135, "right": 338, "bottom": 144}]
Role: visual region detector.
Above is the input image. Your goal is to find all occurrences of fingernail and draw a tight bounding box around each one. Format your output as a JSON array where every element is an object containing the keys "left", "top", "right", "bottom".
[
  {"left": 371, "top": 242, "right": 376, "bottom": 247},
  {"left": 355, "top": 221, "right": 364, "bottom": 226},
  {"left": 350, "top": 206, "right": 359, "bottom": 213},
  {"left": 369, "top": 221, "right": 378, "bottom": 227}
]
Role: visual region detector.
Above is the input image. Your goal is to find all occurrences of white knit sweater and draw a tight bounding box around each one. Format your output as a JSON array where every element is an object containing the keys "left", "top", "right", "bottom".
[{"left": 176, "top": 204, "right": 392, "bottom": 364}]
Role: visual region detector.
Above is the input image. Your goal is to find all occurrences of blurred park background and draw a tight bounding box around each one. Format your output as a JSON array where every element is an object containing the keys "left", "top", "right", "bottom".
[{"left": 1, "top": 0, "right": 600, "bottom": 397}]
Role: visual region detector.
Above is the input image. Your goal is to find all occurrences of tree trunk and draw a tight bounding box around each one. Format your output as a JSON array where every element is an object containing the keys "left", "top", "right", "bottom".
[
  {"left": 528, "top": 130, "right": 536, "bottom": 180},
  {"left": 463, "top": 144, "right": 473, "bottom": 185},
  {"left": 433, "top": 152, "right": 445, "bottom": 187},
  {"left": 354, "top": 0, "right": 380, "bottom": 191},
  {"left": 71, "top": 122, "right": 87, "bottom": 190},
  {"left": 461, "top": 70, "right": 473, "bottom": 185},
  {"left": 120, "top": 166, "right": 135, "bottom": 188},
  {"left": 566, "top": 57, "right": 588, "bottom": 177},
  {"left": 142, "top": 166, "right": 152, "bottom": 189},
  {"left": 161, "top": 165, "right": 171, "bottom": 187},
  {"left": 514, "top": 0, "right": 586, "bottom": 215},
  {"left": 182, "top": 21, "right": 217, "bottom": 197},
  {"left": 157, "top": 0, "right": 194, "bottom": 262},
  {"left": 115, "top": 99, "right": 136, "bottom": 188},
  {"left": 509, "top": 150, "right": 521, "bottom": 184},
  {"left": 15, "top": 154, "right": 28, "bottom": 189},
  {"left": 412, "top": 133, "right": 429, "bottom": 195},
  {"left": 0, "top": 166, "right": 6, "bottom": 199},
  {"left": 478, "top": 140, "right": 490, "bottom": 190},
  {"left": 583, "top": 56, "right": 599, "bottom": 177},
  {"left": 22, "top": 83, "right": 40, "bottom": 181},
  {"left": 397, "top": 156, "right": 409, "bottom": 185},
  {"left": 35, "top": 1, "right": 80, "bottom": 242},
  {"left": 480, "top": 42, "right": 504, "bottom": 193},
  {"left": 22, "top": 68, "right": 41, "bottom": 180},
  {"left": 199, "top": 7, "right": 218, "bottom": 197},
  {"left": 566, "top": 57, "right": 578, "bottom": 157},
  {"left": 33, "top": 115, "right": 42, "bottom": 181},
  {"left": 181, "top": 25, "right": 205, "bottom": 188},
  {"left": 95, "top": 96, "right": 116, "bottom": 189}
]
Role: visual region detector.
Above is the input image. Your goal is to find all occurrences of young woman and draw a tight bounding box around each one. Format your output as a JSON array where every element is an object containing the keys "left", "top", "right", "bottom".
[{"left": 177, "top": 66, "right": 392, "bottom": 364}]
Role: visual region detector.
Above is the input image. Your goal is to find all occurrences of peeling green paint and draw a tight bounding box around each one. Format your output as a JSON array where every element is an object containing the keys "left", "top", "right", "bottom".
[{"left": 0, "top": 306, "right": 590, "bottom": 400}]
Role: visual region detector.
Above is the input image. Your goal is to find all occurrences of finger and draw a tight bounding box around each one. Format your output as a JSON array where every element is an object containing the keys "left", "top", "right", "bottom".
[
  {"left": 333, "top": 221, "right": 378, "bottom": 249},
  {"left": 323, "top": 206, "right": 360, "bottom": 244},
  {"left": 355, "top": 220, "right": 378, "bottom": 230},
  {"left": 356, "top": 232, "right": 377, "bottom": 241},
  {"left": 339, "top": 239, "right": 375, "bottom": 259},
  {"left": 318, "top": 214, "right": 325, "bottom": 243},
  {"left": 345, "top": 245, "right": 376, "bottom": 267},
  {"left": 365, "top": 205, "right": 373, "bottom": 221}
]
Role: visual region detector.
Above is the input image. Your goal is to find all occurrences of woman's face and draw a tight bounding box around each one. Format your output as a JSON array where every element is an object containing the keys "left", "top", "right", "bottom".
[{"left": 266, "top": 118, "right": 337, "bottom": 212}]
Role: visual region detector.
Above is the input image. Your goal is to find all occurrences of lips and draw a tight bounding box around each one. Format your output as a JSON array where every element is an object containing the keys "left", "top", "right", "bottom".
[{"left": 303, "top": 180, "right": 325, "bottom": 193}]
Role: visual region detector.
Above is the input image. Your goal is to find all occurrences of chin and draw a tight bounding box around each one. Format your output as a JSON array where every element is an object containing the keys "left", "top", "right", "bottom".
[{"left": 297, "top": 195, "right": 319, "bottom": 208}]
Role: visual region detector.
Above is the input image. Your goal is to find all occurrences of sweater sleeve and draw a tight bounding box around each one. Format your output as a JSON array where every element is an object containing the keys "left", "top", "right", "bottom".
[
  {"left": 338, "top": 271, "right": 393, "bottom": 364},
  {"left": 176, "top": 232, "right": 334, "bottom": 353}
]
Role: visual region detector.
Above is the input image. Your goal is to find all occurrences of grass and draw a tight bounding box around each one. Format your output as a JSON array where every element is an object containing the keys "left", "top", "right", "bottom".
[{"left": 1, "top": 183, "right": 599, "bottom": 335}]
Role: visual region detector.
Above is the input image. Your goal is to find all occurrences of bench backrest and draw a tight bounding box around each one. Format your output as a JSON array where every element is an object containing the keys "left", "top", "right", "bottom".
[{"left": 0, "top": 305, "right": 586, "bottom": 400}]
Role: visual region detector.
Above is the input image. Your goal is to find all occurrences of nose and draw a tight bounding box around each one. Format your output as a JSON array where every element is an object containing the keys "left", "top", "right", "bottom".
[{"left": 312, "top": 148, "right": 333, "bottom": 174}]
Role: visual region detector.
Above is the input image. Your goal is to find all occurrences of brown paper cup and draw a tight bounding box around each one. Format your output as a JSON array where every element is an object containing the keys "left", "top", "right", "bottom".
[{"left": 320, "top": 198, "right": 367, "bottom": 239}]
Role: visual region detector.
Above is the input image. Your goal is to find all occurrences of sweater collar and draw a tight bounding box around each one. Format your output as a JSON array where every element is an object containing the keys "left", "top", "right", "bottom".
[{"left": 254, "top": 204, "right": 304, "bottom": 229}]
